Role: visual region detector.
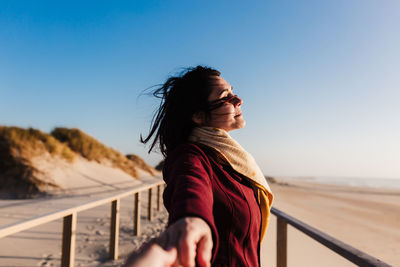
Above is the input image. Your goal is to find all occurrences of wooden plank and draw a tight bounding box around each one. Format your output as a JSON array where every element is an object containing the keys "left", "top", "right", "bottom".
[
  {"left": 276, "top": 217, "right": 287, "bottom": 267},
  {"left": 133, "top": 192, "right": 141, "bottom": 236},
  {"left": 148, "top": 188, "right": 153, "bottom": 221},
  {"left": 109, "top": 199, "right": 120, "bottom": 260},
  {"left": 157, "top": 185, "right": 162, "bottom": 211},
  {"left": 61, "top": 213, "right": 77, "bottom": 267}
]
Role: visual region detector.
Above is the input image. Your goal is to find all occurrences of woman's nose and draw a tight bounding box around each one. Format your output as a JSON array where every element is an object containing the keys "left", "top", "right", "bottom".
[{"left": 233, "top": 95, "right": 243, "bottom": 107}]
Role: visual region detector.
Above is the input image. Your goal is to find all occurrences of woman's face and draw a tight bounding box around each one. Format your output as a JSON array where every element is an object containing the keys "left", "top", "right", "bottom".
[{"left": 201, "top": 76, "right": 246, "bottom": 132}]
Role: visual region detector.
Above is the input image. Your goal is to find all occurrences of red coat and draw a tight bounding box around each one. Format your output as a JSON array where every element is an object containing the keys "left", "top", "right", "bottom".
[{"left": 163, "top": 143, "right": 262, "bottom": 267}]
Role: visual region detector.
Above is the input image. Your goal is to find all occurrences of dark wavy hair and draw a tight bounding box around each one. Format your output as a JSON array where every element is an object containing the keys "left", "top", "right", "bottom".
[{"left": 141, "top": 66, "right": 221, "bottom": 157}]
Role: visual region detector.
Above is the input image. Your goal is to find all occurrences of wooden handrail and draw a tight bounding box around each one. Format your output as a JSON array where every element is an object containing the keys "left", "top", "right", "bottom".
[
  {"left": 271, "top": 207, "right": 393, "bottom": 267},
  {"left": 1, "top": 182, "right": 393, "bottom": 267},
  {"left": 0, "top": 181, "right": 163, "bottom": 238},
  {"left": 0, "top": 180, "right": 165, "bottom": 267}
]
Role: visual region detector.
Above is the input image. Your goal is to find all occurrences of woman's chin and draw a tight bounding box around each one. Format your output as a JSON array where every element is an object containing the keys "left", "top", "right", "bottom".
[
  {"left": 238, "top": 117, "right": 246, "bottom": 128},
  {"left": 231, "top": 120, "right": 246, "bottom": 131}
]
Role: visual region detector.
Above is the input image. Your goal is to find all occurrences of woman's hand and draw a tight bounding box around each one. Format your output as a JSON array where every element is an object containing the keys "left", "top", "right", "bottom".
[
  {"left": 158, "top": 216, "right": 213, "bottom": 267},
  {"left": 124, "top": 243, "right": 177, "bottom": 267}
]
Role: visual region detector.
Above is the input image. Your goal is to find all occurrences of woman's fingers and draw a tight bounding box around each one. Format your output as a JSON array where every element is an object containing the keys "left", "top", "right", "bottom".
[
  {"left": 177, "top": 231, "right": 197, "bottom": 267},
  {"left": 160, "top": 247, "right": 178, "bottom": 267},
  {"left": 156, "top": 233, "right": 167, "bottom": 250},
  {"left": 196, "top": 234, "right": 213, "bottom": 267},
  {"left": 170, "top": 217, "right": 212, "bottom": 267},
  {"left": 156, "top": 217, "right": 213, "bottom": 267},
  {"left": 124, "top": 243, "right": 178, "bottom": 267}
]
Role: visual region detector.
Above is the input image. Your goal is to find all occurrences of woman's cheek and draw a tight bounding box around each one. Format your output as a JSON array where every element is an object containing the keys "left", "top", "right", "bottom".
[{"left": 223, "top": 105, "right": 235, "bottom": 115}]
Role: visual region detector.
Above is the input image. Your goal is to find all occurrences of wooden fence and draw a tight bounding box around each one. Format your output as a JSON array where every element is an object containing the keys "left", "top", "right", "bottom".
[
  {"left": 0, "top": 181, "right": 394, "bottom": 267},
  {"left": 272, "top": 207, "right": 392, "bottom": 267},
  {"left": 0, "top": 181, "right": 165, "bottom": 267}
]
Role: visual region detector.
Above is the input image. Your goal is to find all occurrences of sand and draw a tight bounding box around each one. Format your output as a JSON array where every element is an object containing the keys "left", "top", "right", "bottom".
[
  {"left": 29, "top": 155, "right": 149, "bottom": 196},
  {"left": 1, "top": 172, "right": 399, "bottom": 266}
]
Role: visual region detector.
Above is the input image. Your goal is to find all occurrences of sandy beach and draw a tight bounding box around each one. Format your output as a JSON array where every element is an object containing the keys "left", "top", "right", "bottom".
[{"left": 1, "top": 177, "right": 399, "bottom": 267}]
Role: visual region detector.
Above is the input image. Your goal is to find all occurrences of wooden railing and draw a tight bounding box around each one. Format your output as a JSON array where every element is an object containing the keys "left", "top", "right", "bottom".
[
  {"left": 271, "top": 207, "right": 392, "bottom": 267},
  {"left": 0, "top": 180, "right": 165, "bottom": 267},
  {"left": 1, "top": 182, "right": 394, "bottom": 267}
]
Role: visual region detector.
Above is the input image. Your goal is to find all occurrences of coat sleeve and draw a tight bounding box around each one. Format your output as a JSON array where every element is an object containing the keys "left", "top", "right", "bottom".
[{"left": 162, "top": 143, "right": 219, "bottom": 260}]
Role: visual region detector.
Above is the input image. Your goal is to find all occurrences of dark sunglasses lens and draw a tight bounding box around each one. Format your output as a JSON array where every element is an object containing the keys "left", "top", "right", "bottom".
[
  {"left": 228, "top": 95, "right": 240, "bottom": 105},
  {"left": 208, "top": 95, "right": 240, "bottom": 110}
]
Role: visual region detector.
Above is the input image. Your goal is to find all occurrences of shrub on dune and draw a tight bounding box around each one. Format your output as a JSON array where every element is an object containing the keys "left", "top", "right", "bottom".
[
  {"left": 0, "top": 126, "right": 68, "bottom": 198},
  {"left": 0, "top": 126, "right": 75, "bottom": 161}
]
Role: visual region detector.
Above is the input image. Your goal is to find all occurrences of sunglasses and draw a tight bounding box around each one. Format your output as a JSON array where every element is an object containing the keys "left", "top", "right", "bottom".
[{"left": 207, "top": 95, "right": 241, "bottom": 111}]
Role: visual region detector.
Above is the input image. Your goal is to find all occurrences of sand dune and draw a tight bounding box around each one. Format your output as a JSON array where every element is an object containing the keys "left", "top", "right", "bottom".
[
  {"left": 30, "top": 155, "right": 147, "bottom": 196},
  {"left": 0, "top": 126, "right": 157, "bottom": 198}
]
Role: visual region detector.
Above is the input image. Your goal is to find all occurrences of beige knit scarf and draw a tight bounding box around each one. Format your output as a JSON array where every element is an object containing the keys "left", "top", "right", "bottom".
[{"left": 189, "top": 126, "right": 274, "bottom": 241}]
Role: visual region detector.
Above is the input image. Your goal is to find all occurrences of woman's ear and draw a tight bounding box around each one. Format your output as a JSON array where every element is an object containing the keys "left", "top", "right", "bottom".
[{"left": 192, "top": 111, "right": 206, "bottom": 125}]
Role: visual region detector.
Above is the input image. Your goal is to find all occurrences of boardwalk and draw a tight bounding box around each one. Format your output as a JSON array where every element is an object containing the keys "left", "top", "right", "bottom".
[
  {"left": 0, "top": 177, "right": 167, "bottom": 267},
  {"left": 0, "top": 178, "right": 397, "bottom": 266}
]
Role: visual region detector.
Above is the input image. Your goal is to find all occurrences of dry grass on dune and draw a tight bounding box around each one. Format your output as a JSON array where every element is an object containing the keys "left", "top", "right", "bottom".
[
  {"left": 51, "top": 127, "right": 112, "bottom": 162},
  {"left": 126, "top": 154, "right": 155, "bottom": 175},
  {"left": 0, "top": 126, "right": 68, "bottom": 198},
  {"left": 0, "top": 126, "right": 75, "bottom": 162},
  {"left": 51, "top": 127, "right": 155, "bottom": 178}
]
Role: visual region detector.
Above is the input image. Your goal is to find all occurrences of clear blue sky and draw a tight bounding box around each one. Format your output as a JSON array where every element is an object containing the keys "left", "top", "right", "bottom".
[{"left": 1, "top": 1, "right": 399, "bottom": 179}]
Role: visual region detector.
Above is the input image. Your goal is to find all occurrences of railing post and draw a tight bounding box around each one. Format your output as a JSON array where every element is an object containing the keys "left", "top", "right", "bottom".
[
  {"left": 133, "top": 192, "right": 141, "bottom": 236},
  {"left": 109, "top": 199, "right": 120, "bottom": 260},
  {"left": 277, "top": 217, "right": 287, "bottom": 267},
  {"left": 61, "top": 212, "right": 77, "bottom": 267},
  {"left": 148, "top": 188, "right": 153, "bottom": 221},
  {"left": 157, "top": 185, "right": 162, "bottom": 211}
]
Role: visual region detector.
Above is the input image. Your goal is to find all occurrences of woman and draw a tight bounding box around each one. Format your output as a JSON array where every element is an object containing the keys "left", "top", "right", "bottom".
[{"left": 141, "top": 66, "right": 273, "bottom": 267}]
